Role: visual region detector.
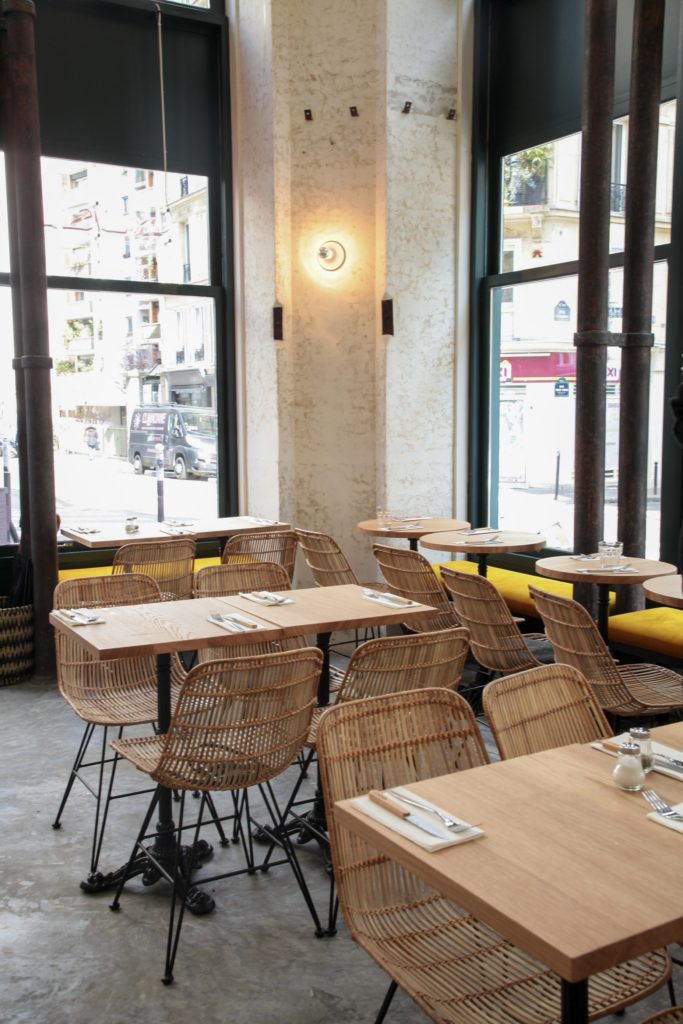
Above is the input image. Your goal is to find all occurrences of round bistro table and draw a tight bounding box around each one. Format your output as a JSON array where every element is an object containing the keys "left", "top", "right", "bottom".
[
  {"left": 534, "top": 555, "right": 677, "bottom": 641},
  {"left": 357, "top": 516, "right": 470, "bottom": 552},
  {"left": 420, "top": 529, "right": 545, "bottom": 577},
  {"left": 642, "top": 574, "right": 683, "bottom": 609}
]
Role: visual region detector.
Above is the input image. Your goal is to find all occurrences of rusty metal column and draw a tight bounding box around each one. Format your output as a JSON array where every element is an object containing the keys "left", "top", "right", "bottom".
[
  {"left": 573, "top": 0, "right": 617, "bottom": 614},
  {"left": 3, "top": 0, "right": 57, "bottom": 673},
  {"left": 615, "top": 0, "right": 665, "bottom": 613}
]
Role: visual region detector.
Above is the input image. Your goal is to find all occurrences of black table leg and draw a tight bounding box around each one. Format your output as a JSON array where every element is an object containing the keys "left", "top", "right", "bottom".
[
  {"left": 82, "top": 653, "right": 214, "bottom": 914},
  {"left": 561, "top": 978, "right": 588, "bottom": 1024},
  {"left": 477, "top": 554, "right": 489, "bottom": 577},
  {"left": 597, "top": 583, "right": 610, "bottom": 641},
  {"left": 316, "top": 631, "right": 332, "bottom": 706},
  {"left": 409, "top": 538, "right": 418, "bottom": 551}
]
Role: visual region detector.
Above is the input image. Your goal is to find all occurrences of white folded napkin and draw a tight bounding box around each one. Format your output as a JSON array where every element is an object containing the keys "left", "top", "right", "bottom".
[
  {"left": 351, "top": 789, "right": 484, "bottom": 852},
  {"left": 646, "top": 800, "right": 683, "bottom": 834},
  {"left": 160, "top": 526, "right": 192, "bottom": 536},
  {"left": 248, "top": 516, "right": 274, "bottom": 525},
  {"left": 593, "top": 734, "right": 683, "bottom": 783},
  {"left": 238, "top": 591, "right": 293, "bottom": 606},
  {"left": 55, "top": 609, "right": 105, "bottom": 626},
  {"left": 73, "top": 526, "right": 100, "bottom": 534}
]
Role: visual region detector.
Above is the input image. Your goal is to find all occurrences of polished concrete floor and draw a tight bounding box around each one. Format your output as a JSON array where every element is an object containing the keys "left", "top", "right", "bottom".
[{"left": 2, "top": 673, "right": 681, "bottom": 1024}]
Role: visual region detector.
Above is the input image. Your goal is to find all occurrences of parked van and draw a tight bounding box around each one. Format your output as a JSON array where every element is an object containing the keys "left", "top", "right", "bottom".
[{"left": 128, "top": 405, "right": 217, "bottom": 479}]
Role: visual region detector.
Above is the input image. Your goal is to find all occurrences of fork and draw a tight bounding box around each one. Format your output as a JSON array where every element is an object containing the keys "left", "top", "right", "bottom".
[
  {"left": 386, "top": 789, "right": 477, "bottom": 832},
  {"left": 642, "top": 789, "right": 683, "bottom": 821}
]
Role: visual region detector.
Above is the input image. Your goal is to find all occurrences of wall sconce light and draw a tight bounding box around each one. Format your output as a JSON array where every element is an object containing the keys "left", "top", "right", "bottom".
[{"left": 317, "top": 240, "right": 346, "bottom": 271}]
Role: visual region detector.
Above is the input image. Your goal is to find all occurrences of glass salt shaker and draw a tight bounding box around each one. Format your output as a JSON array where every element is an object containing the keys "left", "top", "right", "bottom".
[
  {"left": 612, "top": 741, "right": 646, "bottom": 792},
  {"left": 629, "top": 726, "right": 654, "bottom": 774},
  {"left": 124, "top": 516, "right": 139, "bottom": 534}
]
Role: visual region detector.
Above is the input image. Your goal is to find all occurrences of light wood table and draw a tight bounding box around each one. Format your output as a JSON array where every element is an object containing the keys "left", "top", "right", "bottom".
[
  {"left": 61, "top": 515, "right": 290, "bottom": 551},
  {"left": 643, "top": 574, "right": 683, "bottom": 609},
  {"left": 49, "top": 585, "right": 435, "bottom": 903},
  {"left": 535, "top": 555, "right": 677, "bottom": 641},
  {"left": 421, "top": 529, "right": 545, "bottom": 577},
  {"left": 357, "top": 516, "right": 470, "bottom": 552},
  {"left": 335, "top": 721, "right": 683, "bottom": 1024}
]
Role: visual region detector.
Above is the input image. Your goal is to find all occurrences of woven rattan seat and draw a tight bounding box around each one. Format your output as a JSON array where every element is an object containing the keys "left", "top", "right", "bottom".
[
  {"left": 530, "top": 586, "right": 683, "bottom": 719},
  {"left": 52, "top": 573, "right": 186, "bottom": 876},
  {"left": 483, "top": 663, "right": 612, "bottom": 759},
  {"left": 441, "top": 565, "right": 550, "bottom": 673},
  {"left": 112, "top": 538, "right": 196, "bottom": 600},
  {"left": 221, "top": 529, "right": 298, "bottom": 581},
  {"left": 193, "top": 561, "right": 305, "bottom": 659},
  {"left": 372, "top": 543, "right": 461, "bottom": 632},
  {"left": 316, "top": 687, "right": 672, "bottom": 1024},
  {"left": 110, "top": 647, "right": 324, "bottom": 983}
]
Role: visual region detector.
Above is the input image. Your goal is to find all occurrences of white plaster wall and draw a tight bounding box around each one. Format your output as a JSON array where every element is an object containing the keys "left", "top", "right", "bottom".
[{"left": 382, "top": 0, "right": 459, "bottom": 519}]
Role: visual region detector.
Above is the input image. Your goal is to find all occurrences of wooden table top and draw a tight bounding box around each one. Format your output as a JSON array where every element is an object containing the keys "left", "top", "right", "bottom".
[
  {"left": 642, "top": 574, "right": 683, "bottom": 609},
  {"left": 420, "top": 529, "right": 545, "bottom": 555},
  {"left": 335, "top": 722, "right": 683, "bottom": 983},
  {"left": 49, "top": 585, "right": 436, "bottom": 660},
  {"left": 60, "top": 516, "right": 290, "bottom": 549},
  {"left": 357, "top": 517, "right": 470, "bottom": 541},
  {"left": 535, "top": 554, "right": 677, "bottom": 586}
]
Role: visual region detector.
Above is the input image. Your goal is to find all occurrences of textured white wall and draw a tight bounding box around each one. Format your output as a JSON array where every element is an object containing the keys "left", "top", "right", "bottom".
[{"left": 230, "top": 0, "right": 462, "bottom": 583}]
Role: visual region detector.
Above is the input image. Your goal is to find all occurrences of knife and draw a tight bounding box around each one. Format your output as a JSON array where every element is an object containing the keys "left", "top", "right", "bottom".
[
  {"left": 363, "top": 590, "right": 414, "bottom": 607},
  {"left": 368, "top": 790, "right": 450, "bottom": 839},
  {"left": 601, "top": 740, "right": 683, "bottom": 771}
]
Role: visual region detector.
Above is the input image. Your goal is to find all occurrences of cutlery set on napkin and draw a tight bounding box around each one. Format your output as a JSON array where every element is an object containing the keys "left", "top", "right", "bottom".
[
  {"left": 71, "top": 526, "right": 100, "bottom": 535},
  {"left": 238, "top": 591, "right": 293, "bottom": 606},
  {"left": 208, "top": 612, "right": 264, "bottom": 633},
  {"left": 362, "top": 589, "right": 417, "bottom": 608},
  {"left": 56, "top": 608, "right": 105, "bottom": 625},
  {"left": 596, "top": 736, "right": 683, "bottom": 781},
  {"left": 353, "top": 786, "right": 484, "bottom": 851}
]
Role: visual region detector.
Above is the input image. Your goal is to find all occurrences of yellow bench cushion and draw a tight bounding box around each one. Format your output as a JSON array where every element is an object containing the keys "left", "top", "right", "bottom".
[
  {"left": 433, "top": 559, "right": 615, "bottom": 619},
  {"left": 608, "top": 607, "right": 683, "bottom": 661},
  {"left": 58, "top": 555, "right": 221, "bottom": 583}
]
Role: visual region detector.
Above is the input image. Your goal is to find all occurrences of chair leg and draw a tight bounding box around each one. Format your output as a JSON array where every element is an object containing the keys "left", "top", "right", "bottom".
[
  {"left": 204, "top": 792, "right": 231, "bottom": 847},
  {"left": 109, "top": 786, "right": 161, "bottom": 911},
  {"left": 89, "top": 725, "right": 110, "bottom": 873},
  {"left": 52, "top": 721, "right": 96, "bottom": 829},
  {"left": 90, "top": 726, "right": 126, "bottom": 874},
  {"left": 259, "top": 780, "right": 326, "bottom": 937},
  {"left": 374, "top": 980, "right": 398, "bottom": 1024},
  {"left": 163, "top": 792, "right": 209, "bottom": 986}
]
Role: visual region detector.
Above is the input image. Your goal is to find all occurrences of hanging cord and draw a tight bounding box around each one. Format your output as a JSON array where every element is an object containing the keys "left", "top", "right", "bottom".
[{"left": 155, "top": 3, "right": 170, "bottom": 212}]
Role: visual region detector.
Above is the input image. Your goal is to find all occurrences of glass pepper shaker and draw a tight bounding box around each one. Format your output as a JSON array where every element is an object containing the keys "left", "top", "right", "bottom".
[
  {"left": 125, "top": 516, "right": 139, "bottom": 534},
  {"left": 612, "top": 741, "right": 646, "bottom": 792},
  {"left": 629, "top": 726, "right": 654, "bottom": 774}
]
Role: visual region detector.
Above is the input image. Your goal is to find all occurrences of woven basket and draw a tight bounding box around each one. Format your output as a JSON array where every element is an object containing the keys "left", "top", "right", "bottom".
[{"left": 0, "top": 598, "right": 34, "bottom": 685}]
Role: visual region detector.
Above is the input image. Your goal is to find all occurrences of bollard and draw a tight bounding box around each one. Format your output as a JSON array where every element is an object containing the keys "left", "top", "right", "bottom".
[{"left": 156, "top": 442, "right": 165, "bottom": 522}]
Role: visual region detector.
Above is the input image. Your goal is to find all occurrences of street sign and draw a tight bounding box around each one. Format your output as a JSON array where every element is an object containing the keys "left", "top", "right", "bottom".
[{"left": 554, "top": 376, "right": 570, "bottom": 397}]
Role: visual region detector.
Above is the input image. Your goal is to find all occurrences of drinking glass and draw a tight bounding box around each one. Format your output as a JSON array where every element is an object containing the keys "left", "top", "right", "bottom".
[{"left": 598, "top": 540, "right": 623, "bottom": 568}]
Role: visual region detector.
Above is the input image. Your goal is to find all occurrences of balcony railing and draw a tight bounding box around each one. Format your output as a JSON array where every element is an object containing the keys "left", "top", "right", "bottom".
[
  {"left": 183, "top": 263, "right": 191, "bottom": 283},
  {"left": 610, "top": 182, "right": 626, "bottom": 214}
]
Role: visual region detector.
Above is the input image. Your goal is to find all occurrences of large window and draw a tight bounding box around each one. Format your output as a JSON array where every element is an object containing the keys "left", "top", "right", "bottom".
[
  {"left": 0, "top": 0, "right": 234, "bottom": 549},
  {"left": 472, "top": 0, "right": 682, "bottom": 566}
]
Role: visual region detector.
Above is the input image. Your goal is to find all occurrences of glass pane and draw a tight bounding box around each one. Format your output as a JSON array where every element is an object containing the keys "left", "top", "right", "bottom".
[
  {"left": 501, "top": 100, "right": 676, "bottom": 271},
  {"left": 492, "top": 266, "right": 665, "bottom": 556},
  {"left": 0, "top": 288, "right": 17, "bottom": 542},
  {"left": 48, "top": 290, "right": 217, "bottom": 530},
  {"left": 42, "top": 158, "right": 209, "bottom": 286},
  {"left": 0, "top": 154, "right": 9, "bottom": 273}
]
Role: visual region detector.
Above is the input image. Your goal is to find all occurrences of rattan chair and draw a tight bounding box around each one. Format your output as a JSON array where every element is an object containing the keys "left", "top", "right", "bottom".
[
  {"left": 193, "top": 561, "right": 305, "bottom": 661},
  {"left": 110, "top": 647, "right": 324, "bottom": 984},
  {"left": 483, "top": 663, "right": 612, "bottom": 759},
  {"left": 295, "top": 527, "right": 374, "bottom": 588},
  {"left": 441, "top": 565, "right": 551, "bottom": 674},
  {"left": 640, "top": 1009, "right": 683, "bottom": 1023},
  {"left": 112, "top": 538, "right": 196, "bottom": 600},
  {"left": 530, "top": 585, "right": 683, "bottom": 720},
  {"left": 285, "top": 626, "right": 471, "bottom": 933},
  {"left": 52, "top": 573, "right": 187, "bottom": 876},
  {"left": 316, "top": 687, "right": 672, "bottom": 1024},
  {"left": 221, "top": 529, "right": 298, "bottom": 581},
  {"left": 372, "top": 542, "right": 461, "bottom": 632}
]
